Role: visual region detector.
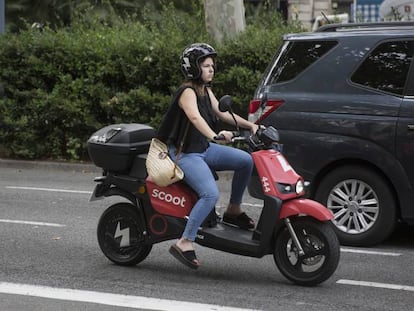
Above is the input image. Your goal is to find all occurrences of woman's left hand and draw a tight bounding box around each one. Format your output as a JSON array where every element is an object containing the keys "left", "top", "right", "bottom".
[{"left": 251, "top": 123, "right": 259, "bottom": 134}]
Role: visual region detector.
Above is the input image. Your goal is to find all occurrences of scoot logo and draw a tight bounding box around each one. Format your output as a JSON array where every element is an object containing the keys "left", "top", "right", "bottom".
[{"left": 152, "top": 189, "right": 186, "bottom": 207}]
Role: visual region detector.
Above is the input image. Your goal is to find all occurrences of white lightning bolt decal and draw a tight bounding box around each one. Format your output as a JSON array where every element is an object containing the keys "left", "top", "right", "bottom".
[{"left": 114, "top": 222, "right": 130, "bottom": 248}]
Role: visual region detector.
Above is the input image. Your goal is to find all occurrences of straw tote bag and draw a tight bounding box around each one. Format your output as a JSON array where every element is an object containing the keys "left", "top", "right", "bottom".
[
  {"left": 146, "top": 138, "right": 184, "bottom": 187},
  {"left": 146, "top": 122, "right": 190, "bottom": 187}
]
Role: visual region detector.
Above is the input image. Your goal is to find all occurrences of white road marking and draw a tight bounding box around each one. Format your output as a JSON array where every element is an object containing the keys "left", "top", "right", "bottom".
[
  {"left": 6, "top": 186, "right": 92, "bottom": 194},
  {"left": 337, "top": 279, "right": 414, "bottom": 292},
  {"left": 242, "top": 202, "right": 263, "bottom": 207},
  {"left": 340, "top": 247, "right": 401, "bottom": 256},
  {"left": 0, "top": 219, "right": 65, "bottom": 227},
  {"left": 0, "top": 282, "right": 259, "bottom": 311},
  {"left": 218, "top": 203, "right": 263, "bottom": 208}
]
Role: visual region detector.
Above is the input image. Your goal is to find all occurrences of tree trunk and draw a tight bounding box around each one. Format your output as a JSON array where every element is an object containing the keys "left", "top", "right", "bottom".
[
  {"left": 0, "top": 0, "right": 5, "bottom": 33},
  {"left": 204, "top": 0, "right": 246, "bottom": 43}
]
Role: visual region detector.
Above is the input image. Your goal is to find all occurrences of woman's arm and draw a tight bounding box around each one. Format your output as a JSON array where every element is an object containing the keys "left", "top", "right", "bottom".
[{"left": 179, "top": 88, "right": 218, "bottom": 140}]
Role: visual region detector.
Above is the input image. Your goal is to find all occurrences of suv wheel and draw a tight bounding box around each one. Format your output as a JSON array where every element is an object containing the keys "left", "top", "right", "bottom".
[{"left": 314, "top": 165, "right": 397, "bottom": 246}]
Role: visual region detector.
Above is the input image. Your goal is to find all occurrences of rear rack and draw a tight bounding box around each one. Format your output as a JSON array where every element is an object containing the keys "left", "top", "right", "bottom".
[{"left": 316, "top": 21, "right": 414, "bottom": 32}]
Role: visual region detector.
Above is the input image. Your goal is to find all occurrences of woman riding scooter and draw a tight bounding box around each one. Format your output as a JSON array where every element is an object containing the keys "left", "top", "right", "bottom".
[{"left": 157, "top": 43, "right": 259, "bottom": 269}]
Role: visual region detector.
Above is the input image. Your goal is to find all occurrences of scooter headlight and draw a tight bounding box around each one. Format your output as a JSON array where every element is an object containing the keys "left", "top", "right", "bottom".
[{"left": 295, "top": 180, "right": 304, "bottom": 194}]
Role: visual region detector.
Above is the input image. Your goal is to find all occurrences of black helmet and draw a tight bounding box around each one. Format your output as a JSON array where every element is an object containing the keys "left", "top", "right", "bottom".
[{"left": 180, "top": 43, "right": 217, "bottom": 80}]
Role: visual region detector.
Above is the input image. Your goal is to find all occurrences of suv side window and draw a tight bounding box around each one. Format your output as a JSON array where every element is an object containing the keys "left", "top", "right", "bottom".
[
  {"left": 351, "top": 40, "right": 414, "bottom": 95},
  {"left": 265, "top": 41, "right": 337, "bottom": 84}
]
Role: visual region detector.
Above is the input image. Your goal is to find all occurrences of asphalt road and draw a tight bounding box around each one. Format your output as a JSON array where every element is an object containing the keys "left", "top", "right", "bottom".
[{"left": 0, "top": 159, "right": 414, "bottom": 311}]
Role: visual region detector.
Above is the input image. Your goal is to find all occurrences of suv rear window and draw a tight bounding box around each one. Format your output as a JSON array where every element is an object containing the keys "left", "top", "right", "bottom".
[
  {"left": 265, "top": 40, "right": 337, "bottom": 84},
  {"left": 351, "top": 40, "right": 414, "bottom": 95}
]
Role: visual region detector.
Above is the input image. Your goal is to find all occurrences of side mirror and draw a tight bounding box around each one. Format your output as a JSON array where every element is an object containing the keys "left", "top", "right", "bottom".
[
  {"left": 219, "top": 95, "right": 240, "bottom": 133},
  {"left": 219, "top": 95, "right": 233, "bottom": 113}
]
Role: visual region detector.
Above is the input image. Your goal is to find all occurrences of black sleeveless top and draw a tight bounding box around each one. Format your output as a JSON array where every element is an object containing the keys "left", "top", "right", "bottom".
[{"left": 157, "top": 85, "right": 217, "bottom": 153}]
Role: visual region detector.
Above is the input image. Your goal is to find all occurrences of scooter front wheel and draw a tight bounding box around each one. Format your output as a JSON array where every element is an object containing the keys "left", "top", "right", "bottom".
[
  {"left": 97, "top": 202, "right": 152, "bottom": 266},
  {"left": 273, "top": 216, "right": 340, "bottom": 286}
]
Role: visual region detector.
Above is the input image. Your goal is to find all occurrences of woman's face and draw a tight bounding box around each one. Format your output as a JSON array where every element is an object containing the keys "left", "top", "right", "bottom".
[{"left": 199, "top": 57, "right": 215, "bottom": 83}]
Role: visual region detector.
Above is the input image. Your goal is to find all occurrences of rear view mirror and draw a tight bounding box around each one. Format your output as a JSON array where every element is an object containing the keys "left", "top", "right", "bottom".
[
  {"left": 219, "top": 95, "right": 239, "bottom": 132},
  {"left": 219, "top": 95, "right": 232, "bottom": 112}
]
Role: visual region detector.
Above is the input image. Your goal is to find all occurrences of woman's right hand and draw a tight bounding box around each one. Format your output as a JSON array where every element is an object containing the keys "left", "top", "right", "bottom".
[{"left": 214, "top": 130, "right": 233, "bottom": 143}]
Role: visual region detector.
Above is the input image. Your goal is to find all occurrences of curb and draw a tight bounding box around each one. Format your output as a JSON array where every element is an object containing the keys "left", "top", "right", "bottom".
[{"left": 0, "top": 158, "right": 100, "bottom": 173}]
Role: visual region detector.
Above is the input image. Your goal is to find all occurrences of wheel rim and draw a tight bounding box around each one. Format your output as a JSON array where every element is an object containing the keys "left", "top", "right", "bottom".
[
  {"left": 285, "top": 230, "right": 327, "bottom": 273},
  {"left": 327, "top": 179, "right": 379, "bottom": 234},
  {"left": 102, "top": 213, "right": 144, "bottom": 261}
]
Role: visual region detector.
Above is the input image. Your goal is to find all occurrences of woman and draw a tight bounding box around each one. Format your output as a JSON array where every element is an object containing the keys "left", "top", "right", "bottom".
[{"left": 157, "top": 43, "right": 258, "bottom": 269}]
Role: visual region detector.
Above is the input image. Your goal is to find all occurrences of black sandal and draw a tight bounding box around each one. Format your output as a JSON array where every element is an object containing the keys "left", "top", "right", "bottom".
[
  {"left": 169, "top": 245, "right": 200, "bottom": 270},
  {"left": 222, "top": 212, "right": 255, "bottom": 230}
]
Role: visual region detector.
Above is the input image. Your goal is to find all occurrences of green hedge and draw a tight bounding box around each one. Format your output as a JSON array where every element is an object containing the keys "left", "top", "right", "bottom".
[{"left": 0, "top": 8, "right": 302, "bottom": 160}]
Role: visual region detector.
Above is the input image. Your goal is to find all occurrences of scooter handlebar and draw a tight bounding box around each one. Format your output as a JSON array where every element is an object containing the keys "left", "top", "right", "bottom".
[
  {"left": 231, "top": 136, "right": 247, "bottom": 143},
  {"left": 214, "top": 131, "right": 241, "bottom": 142},
  {"left": 213, "top": 134, "right": 226, "bottom": 141},
  {"left": 215, "top": 128, "right": 280, "bottom": 148}
]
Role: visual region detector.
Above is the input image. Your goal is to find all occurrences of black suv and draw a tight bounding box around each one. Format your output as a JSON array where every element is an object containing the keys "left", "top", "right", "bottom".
[{"left": 248, "top": 22, "right": 414, "bottom": 246}]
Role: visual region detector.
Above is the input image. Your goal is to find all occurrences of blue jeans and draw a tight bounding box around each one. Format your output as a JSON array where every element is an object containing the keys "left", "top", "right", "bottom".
[{"left": 169, "top": 142, "right": 253, "bottom": 241}]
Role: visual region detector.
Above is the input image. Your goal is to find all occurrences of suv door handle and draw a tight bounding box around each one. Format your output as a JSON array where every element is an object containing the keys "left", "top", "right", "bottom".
[{"left": 408, "top": 125, "right": 414, "bottom": 130}]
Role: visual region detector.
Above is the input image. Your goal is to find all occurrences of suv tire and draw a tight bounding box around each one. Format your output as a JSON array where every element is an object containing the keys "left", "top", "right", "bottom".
[{"left": 314, "top": 165, "right": 397, "bottom": 246}]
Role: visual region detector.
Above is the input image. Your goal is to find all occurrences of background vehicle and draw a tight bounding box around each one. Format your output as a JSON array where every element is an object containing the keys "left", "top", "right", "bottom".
[{"left": 248, "top": 22, "right": 414, "bottom": 246}]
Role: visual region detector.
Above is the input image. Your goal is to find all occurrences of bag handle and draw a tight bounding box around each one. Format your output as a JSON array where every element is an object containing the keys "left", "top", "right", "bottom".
[{"left": 171, "top": 121, "right": 190, "bottom": 179}]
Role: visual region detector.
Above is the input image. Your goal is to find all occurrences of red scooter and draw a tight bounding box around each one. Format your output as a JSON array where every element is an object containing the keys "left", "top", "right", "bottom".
[{"left": 87, "top": 96, "right": 340, "bottom": 286}]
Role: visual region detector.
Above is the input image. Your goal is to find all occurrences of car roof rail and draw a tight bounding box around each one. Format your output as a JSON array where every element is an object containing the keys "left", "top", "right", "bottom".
[{"left": 315, "top": 21, "right": 414, "bottom": 32}]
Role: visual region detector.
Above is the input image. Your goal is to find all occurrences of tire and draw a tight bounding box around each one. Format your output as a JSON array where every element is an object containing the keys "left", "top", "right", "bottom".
[
  {"left": 97, "top": 202, "right": 152, "bottom": 266},
  {"left": 274, "top": 217, "right": 340, "bottom": 286},
  {"left": 314, "top": 165, "right": 397, "bottom": 246}
]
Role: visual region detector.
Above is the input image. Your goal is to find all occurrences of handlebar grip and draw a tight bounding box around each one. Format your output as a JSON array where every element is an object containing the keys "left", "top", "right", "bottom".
[{"left": 213, "top": 134, "right": 225, "bottom": 141}]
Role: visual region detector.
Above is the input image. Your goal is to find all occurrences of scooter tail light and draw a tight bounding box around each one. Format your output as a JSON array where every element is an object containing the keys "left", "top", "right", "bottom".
[{"left": 248, "top": 99, "right": 284, "bottom": 124}]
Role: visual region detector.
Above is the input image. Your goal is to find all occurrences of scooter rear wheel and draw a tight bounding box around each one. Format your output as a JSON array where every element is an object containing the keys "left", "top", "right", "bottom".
[
  {"left": 273, "top": 216, "right": 340, "bottom": 286},
  {"left": 97, "top": 202, "right": 152, "bottom": 266}
]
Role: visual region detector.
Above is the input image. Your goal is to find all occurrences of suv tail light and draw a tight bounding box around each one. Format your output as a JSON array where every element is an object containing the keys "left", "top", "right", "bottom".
[{"left": 248, "top": 99, "right": 284, "bottom": 123}]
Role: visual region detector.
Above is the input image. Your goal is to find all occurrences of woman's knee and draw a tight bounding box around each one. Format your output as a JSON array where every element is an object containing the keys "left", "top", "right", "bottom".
[
  {"left": 200, "top": 186, "right": 220, "bottom": 204},
  {"left": 239, "top": 152, "right": 253, "bottom": 170}
]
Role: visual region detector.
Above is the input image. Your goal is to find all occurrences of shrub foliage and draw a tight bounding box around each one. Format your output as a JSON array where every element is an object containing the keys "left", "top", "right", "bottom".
[{"left": 0, "top": 7, "right": 302, "bottom": 160}]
